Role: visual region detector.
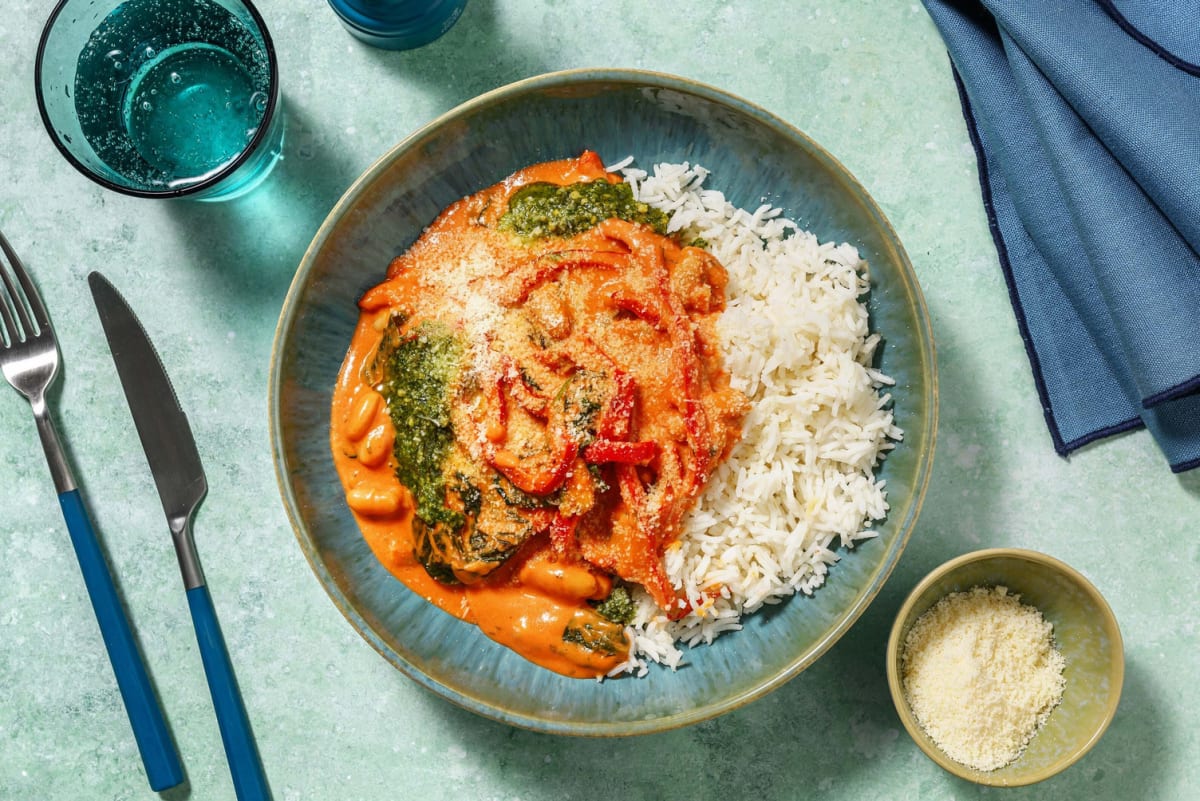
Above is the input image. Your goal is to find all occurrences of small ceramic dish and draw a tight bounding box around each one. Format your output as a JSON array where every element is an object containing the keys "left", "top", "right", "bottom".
[
  {"left": 271, "top": 68, "right": 938, "bottom": 735},
  {"left": 886, "top": 548, "right": 1124, "bottom": 786}
]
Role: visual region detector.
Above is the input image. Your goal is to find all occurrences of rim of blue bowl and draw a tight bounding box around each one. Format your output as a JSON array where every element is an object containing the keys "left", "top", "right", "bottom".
[
  {"left": 34, "top": 0, "right": 281, "bottom": 199},
  {"left": 269, "top": 67, "right": 939, "bottom": 735}
]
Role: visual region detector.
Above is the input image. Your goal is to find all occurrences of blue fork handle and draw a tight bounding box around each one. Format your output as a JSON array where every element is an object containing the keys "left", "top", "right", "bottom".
[
  {"left": 58, "top": 489, "right": 184, "bottom": 792},
  {"left": 186, "top": 584, "right": 271, "bottom": 801}
]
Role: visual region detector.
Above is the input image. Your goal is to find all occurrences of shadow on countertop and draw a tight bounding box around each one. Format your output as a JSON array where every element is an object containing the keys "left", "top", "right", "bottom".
[
  {"left": 406, "top": 629, "right": 1166, "bottom": 801},
  {"left": 161, "top": 98, "right": 362, "bottom": 317},
  {"left": 350, "top": 0, "right": 559, "bottom": 112}
]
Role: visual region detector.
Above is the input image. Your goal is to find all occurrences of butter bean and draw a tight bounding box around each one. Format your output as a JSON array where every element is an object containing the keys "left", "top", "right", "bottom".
[
  {"left": 345, "top": 391, "right": 382, "bottom": 441},
  {"left": 518, "top": 560, "right": 608, "bottom": 601},
  {"left": 357, "top": 424, "right": 393, "bottom": 468},
  {"left": 346, "top": 484, "right": 402, "bottom": 517}
]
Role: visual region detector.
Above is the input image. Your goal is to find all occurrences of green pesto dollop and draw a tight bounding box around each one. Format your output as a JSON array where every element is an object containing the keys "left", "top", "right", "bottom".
[
  {"left": 376, "top": 320, "right": 464, "bottom": 531},
  {"left": 498, "top": 180, "right": 669, "bottom": 239},
  {"left": 562, "top": 617, "right": 628, "bottom": 657},
  {"left": 593, "top": 585, "right": 636, "bottom": 625}
]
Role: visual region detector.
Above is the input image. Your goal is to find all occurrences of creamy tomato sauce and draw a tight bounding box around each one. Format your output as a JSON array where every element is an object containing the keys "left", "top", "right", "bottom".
[{"left": 331, "top": 152, "right": 747, "bottom": 678}]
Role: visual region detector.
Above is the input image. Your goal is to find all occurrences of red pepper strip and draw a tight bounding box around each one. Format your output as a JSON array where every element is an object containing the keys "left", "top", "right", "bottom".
[
  {"left": 615, "top": 462, "right": 645, "bottom": 510},
  {"left": 542, "top": 246, "right": 630, "bottom": 263},
  {"left": 644, "top": 566, "right": 683, "bottom": 617},
  {"left": 511, "top": 384, "right": 549, "bottom": 419},
  {"left": 583, "top": 439, "right": 657, "bottom": 465},
  {"left": 595, "top": 219, "right": 708, "bottom": 612},
  {"left": 684, "top": 400, "right": 709, "bottom": 485},
  {"left": 548, "top": 513, "right": 578, "bottom": 554},
  {"left": 487, "top": 435, "right": 578, "bottom": 496},
  {"left": 666, "top": 596, "right": 695, "bottom": 621},
  {"left": 595, "top": 218, "right": 643, "bottom": 251},
  {"left": 499, "top": 358, "right": 549, "bottom": 419},
  {"left": 609, "top": 290, "right": 664, "bottom": 328},
  {"left": 502, "top": 249, "right": 628, "bottom": 305},
  {"left": 652, "top": 248, "right": 712, "bottom": 492},
  {"left": 596, "top": 369, "right": 635, "bottom": 440}
]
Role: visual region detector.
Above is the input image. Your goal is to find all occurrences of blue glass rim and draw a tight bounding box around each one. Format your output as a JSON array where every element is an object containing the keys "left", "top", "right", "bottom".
[
  {"left": 34, "top": 0, "right": 282, "bottom": 200},
  {"left": 326, "top": 0, "right": 467, "bottom": 50},
  {"left": 327, "top": 0, "right": 464, "bottom": 33}
]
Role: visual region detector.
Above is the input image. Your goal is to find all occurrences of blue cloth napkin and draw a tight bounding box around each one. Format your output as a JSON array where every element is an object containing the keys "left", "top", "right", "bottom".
[{"left": 922, "top": 0, "right": 1200, "bottom": 472}]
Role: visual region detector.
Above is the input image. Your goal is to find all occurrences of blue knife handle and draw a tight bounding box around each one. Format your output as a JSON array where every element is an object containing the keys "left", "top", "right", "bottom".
[
  {"left": 186, "top": 584, "right": 271, "bottom": 801},
  {"left": 57, "top": 489, "right": 184, "bottom": 792}
]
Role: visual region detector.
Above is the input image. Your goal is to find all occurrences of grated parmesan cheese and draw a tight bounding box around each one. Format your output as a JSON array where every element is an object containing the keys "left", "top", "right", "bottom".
[{"left": 900, "top": 585, "right": 1066, "bottom": 771}]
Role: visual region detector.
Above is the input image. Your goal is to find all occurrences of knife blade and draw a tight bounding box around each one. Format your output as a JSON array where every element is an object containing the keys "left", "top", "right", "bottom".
[
  {"left": 88, "top": 273, "right": 206, "bottom": 589},
  {"left": 89, "top": 271, "right": 271, "bottom": 801}
]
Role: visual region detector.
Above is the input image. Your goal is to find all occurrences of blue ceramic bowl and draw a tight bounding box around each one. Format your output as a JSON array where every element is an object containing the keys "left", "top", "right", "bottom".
[{"left": 269, "top": 69, "right": 937, "bottom": 735}]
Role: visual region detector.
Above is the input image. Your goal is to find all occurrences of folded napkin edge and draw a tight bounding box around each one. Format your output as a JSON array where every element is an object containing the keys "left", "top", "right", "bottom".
[
  {"left": 953, "top": 65, "right": 1158, "bottom": 460},
  {"left": 953, "top": 62, "right": 1200, "bottom": 473},
  {"left": 1144, "top": 374, "right": 1200, "bottom": 410},
  {"left": 1172, "top": 454, "right": 1200, "bottom": 475},
  {"left": 1094, "top": 0, "right": 1200, "bottom": 78},
  {"left": 953, "top": 67, "right": 1069, "bottom": 457}
]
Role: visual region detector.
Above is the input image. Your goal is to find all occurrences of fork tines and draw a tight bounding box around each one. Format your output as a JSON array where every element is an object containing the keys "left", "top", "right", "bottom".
[{"left": 0, "top": 230, "right": 51, "bottom": 347}]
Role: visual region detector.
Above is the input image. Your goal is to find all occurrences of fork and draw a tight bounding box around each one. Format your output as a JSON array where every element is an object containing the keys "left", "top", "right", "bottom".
[{"left": 0, "top": 230, "right": 183, "bottom": 792}]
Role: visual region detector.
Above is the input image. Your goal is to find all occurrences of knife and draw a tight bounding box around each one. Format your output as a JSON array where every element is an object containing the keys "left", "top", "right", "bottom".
[{"left": 88, "top": 272, "right": 271, "bottom": 801}]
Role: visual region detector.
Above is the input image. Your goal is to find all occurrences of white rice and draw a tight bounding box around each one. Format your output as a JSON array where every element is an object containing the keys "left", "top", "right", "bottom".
[{"left": 605, "top": 159, "right": 903, "bottom": 676}]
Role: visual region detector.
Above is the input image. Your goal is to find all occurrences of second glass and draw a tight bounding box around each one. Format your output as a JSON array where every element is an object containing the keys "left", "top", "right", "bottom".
[{"left": 36, "top": 0, "right": 284, "bottom": 201}]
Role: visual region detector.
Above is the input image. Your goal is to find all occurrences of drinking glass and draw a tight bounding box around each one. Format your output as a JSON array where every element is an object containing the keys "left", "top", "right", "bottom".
[
  {"left": 326, "top": 0, "right": 468, "bottom": 50},
  {"left": 36, "top": 0, "right": 284, "bottom": 201}
]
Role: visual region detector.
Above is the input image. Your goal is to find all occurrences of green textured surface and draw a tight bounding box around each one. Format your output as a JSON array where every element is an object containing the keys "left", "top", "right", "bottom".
[{"left": 0, "top": 2, "right": 1196, "bottom": 800}]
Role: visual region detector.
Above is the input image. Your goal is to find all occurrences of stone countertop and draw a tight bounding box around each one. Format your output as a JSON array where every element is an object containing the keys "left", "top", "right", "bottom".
[{"left": 1, "top": 2, "right": 1195, "bottom": 799}]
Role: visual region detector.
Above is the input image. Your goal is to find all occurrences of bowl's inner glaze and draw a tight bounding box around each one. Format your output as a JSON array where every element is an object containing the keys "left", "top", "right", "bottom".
[{"left": 271, "top": 70, "right": 936, "bottom": 735}]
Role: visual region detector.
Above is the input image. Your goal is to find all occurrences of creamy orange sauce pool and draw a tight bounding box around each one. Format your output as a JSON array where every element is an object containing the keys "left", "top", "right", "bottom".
[{"left": 331, "top": 152, "right": 747, "bottom": 678}]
